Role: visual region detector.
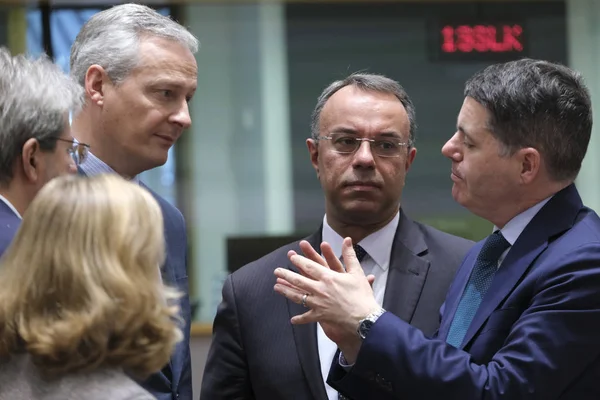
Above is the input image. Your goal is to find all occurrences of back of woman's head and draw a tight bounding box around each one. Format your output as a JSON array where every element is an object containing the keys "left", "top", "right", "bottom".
[{"left": 0, "top": 174, "right": 182, "bottom": 378}]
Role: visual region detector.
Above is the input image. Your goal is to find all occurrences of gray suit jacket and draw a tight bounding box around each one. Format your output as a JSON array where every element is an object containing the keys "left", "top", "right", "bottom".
[
  {"left": 200, "top": 210, "right": 474, "bottom": 400},
  {"left": 0, "top": 354, "right": 155, "bottom": 400}
]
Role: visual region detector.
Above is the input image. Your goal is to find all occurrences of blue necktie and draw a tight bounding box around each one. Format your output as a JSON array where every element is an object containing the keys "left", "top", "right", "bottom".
[{"left": 446, "top": 231, "right": 510, "bottom": 348}]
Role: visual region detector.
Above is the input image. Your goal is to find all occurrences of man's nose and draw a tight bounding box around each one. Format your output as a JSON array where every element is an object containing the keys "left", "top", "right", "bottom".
[{"left": 352, "top": 141, "right": 376, "bottom": 167}]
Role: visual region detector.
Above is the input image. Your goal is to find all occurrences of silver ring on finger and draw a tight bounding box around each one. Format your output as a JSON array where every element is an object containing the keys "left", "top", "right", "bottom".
[{"left": 301, "top": 293, "right": 309, "bottom": 308}]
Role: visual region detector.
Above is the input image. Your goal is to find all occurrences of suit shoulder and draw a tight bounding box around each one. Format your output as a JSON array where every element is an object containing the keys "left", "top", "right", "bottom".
[
  {"left": 575, "top": 208, "right": 600, "bottom": 243},
  {"left": 414, "top": 220, "right": 474, "bottom": 258},
  {"left": 228, "top": 240, "right": 303, "bottom": 290},
  {"left": 0, "top": 216, "right": 20, "bottom": 257},
  {"left": 142, "top": 186, "right": 184, "bottom": 222},
  {"left": 547, "top": 208, "right": 600, "bottom": 253}
]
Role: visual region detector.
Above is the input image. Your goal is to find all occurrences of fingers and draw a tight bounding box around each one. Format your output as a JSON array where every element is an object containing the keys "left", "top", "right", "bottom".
[
  {"left": 366, "top": 274, "right": 375, "bottom": 287},
  {"left": 321, "top": 242, "right": 345, "bottom": 273},
  {"left": 341, "top": 237, "right": 365, "bottom": 276},
  {"left": 274, "top": 267, "right": 317, "bottom": 293},
  {"left": 299, "top": 240, "right": 327, "bottom": 267},
  {"left": 273, "top": 279, "right": 318, "bottom": 324},
  {"left": 291, "top": 309, "right": 318, "bottom": 324},
  {"left": 276, "top": 277, "right": 301, "bottom": 290},
  {"left": 274, "top": 280, "right": 307, "bottom": 305},
  {"left": 288, "top": 249, "right": 313, "bottom": 279},
  {"left": 287, "top": 251, "right": 328, "bottom": 280}
]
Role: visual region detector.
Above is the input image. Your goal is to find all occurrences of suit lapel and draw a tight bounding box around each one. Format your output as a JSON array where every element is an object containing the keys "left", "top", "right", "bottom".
[
  {"left": 383, "top": 211, "right": 430, "bottom": 324},
  {"left": 460, "top": 184, "right": 583, "bottom": 348},
  {"left": 140, "top": 182, "right": 178, "bottom": 285},
  {"left": 287, "top": 229, "right": 329, "bottom": 400},
  {"left": 461, "top": 241, "right": 547, "bottom": 347}
]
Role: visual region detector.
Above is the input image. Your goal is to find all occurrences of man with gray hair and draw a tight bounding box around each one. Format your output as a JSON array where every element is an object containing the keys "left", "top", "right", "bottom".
[
  {"left": 201, "top": 73, "right": 473, "bottom": 400},
  {"left": 0, "top": 47, "right": 87, "bottom": 255},
  {"left": 69, "top": 4, "right": 198, "bottom": 400}
]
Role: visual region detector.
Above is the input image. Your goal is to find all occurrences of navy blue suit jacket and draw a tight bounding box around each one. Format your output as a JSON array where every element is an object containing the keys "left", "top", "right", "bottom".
[
  {"left": 329, "top": 184, "right": 600, "bottom": 399},
  {"left": 0, "top": 200, "right": 20, "bottom": 256},
  {"left": 143, "top": 186, "right": 193, "bottom": 400},
  {"left": 78, "top": 169, "right": 193, "bottom": 400}
]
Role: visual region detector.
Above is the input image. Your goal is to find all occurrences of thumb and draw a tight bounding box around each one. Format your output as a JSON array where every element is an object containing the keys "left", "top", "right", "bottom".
[
  {"left": 342, "top": 237, "right": 365, "bottom": 276},
  {"left": 367, "top": 274, "right": 375, "bottom": 287}
]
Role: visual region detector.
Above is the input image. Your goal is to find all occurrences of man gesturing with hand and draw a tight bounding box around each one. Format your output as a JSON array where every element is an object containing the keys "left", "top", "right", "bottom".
[
  {"left": 275, "top": 238, "right": 379, "bottom": 365},
  {"left": 201, "top": 73, "right": 472, "bottom": 400},
  {"left": 274, "top": 59, "right": 600, "bottom": 400}
]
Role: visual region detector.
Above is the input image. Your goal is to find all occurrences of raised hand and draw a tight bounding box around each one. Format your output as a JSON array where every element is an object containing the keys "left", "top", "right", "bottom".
[{"left": 274, "top": 237, "right": 380, "bottom": 355}]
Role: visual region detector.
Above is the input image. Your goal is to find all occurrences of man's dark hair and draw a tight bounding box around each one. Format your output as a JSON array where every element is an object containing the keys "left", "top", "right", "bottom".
[
  {"left": 311, "top": 73, "right": 417, "bottom": 145},
  {"left": 465, "top": 58, "right": 592, "bottom": 182}
]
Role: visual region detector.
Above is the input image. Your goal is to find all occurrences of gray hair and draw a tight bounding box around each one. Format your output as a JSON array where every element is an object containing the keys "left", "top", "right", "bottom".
[
  {"left": 310, "top": 73, "right": 417, "bottom": 144},
  {"left": 0, "top": 47, "right": 84, "bottom": 185},
  {"left": 70, "top": 3, "right": 199, "bottom": 86}
]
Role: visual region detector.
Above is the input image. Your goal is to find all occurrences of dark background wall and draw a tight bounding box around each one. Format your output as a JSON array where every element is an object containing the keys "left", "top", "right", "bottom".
[{"left": 286, "top": 1, "right": 566, "bottom": 236}]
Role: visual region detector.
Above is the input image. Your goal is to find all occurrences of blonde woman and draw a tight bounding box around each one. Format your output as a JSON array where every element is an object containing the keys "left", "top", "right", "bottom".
[{"left": 0, "top": 174, "right": 181, "bottom": 399}]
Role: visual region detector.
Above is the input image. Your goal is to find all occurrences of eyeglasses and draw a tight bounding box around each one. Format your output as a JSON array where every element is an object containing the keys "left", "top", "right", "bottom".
[
  {"left": 318, "top": 134, "right": 412, "bottom": 158},
  {"left": 55, "top": 138, "right": 90, "bottom": 166}
]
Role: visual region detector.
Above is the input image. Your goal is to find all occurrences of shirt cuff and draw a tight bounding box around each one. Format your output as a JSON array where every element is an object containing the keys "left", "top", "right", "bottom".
[{"left": 338, "top": 351, "right": 355, "bottom": 371}]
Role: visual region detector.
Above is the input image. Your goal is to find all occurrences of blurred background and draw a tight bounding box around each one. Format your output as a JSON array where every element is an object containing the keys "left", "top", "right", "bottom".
[{"left": 2, "top": 0, "right": 599, "bottom": 392}]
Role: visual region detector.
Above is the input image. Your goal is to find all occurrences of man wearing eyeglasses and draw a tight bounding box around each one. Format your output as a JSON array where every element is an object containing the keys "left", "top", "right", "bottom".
[
  {"left": 275, "top": 60, "right": 600, "bottom": 400},
  {"left": 201, "top": 73, "right": 473, "bottom": 400},
  {"left": 0, "top": 47, "right": 88, "bottom": 256}
]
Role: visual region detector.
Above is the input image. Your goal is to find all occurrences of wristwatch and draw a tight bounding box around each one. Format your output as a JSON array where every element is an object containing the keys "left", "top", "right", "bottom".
[{"left": 357, "top": 307, "right": 386, "bottom": 340}]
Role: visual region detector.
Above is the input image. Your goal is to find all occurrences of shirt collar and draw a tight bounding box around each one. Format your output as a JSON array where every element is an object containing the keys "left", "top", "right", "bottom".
[
  {"left": 322, "top": 211, "right": 400, "bottom": 271},
  {"left": 79, "top": 151, "right": 140, "bottom": 184},
  {"left": 495, "top": 196, "right": 553, "bottom": 245},
  {"left": 0, "top": 194, "right": 21, "bottom": 219}
]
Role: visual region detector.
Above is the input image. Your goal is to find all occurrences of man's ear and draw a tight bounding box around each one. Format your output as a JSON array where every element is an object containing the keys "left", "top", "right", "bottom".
[
  {"left": 405, "top": 146, "right": 417, "bottom": 172},
  {"left": 85, "top": 65, "right": 110, "bottom": 107},
  {"left": 518, "top": 147, "right": 541, "bottom": 184},
  {"left": 306, "top": 138, "right": 320, "bottom": 178},
  {"left": 21, "top": 138, "right": 41, "bottom": 183}
]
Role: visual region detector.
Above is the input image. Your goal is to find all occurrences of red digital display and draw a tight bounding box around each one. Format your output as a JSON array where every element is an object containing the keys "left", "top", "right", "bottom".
[{"left": 441, "top": 24, "right": 524, "bottom": 54}]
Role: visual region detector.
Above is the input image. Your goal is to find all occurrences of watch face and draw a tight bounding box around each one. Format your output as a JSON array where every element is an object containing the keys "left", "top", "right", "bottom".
[{"left": 359, "top": 319, "right": 374, "bottom": 339}]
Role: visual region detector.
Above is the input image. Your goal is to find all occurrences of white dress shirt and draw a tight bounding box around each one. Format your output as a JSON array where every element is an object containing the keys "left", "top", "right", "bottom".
[
  {"left": 495, "top": 196, "right": 552, "bottom": 267},
  {"left": 318, "top": 212, "right": 399, "bottom": 400},
  {"left": 0, "top": 195, "right": 21, "bottom": 219}
]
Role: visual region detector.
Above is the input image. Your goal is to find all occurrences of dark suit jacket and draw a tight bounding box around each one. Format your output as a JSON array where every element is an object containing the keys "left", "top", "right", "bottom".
[
  {"left": 200, "top": 210, "right": 473, "bottom": 400},
  {"left": 329, "top": 184, "right": 600, "bottom": 400},
  {"left": 143, "top": 186, "right": 193, "bottom": 400},
  {"left": 78, "top": 170, "right": 193, "bottom": 400},
  {"left": 0, "top": 200, "right": 20, "bottom": 256}
]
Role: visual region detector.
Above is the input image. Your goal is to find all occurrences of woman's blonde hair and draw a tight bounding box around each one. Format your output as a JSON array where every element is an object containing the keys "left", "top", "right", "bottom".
[{"left": 0, "top": 174, "right": 182, "bottom": 378}]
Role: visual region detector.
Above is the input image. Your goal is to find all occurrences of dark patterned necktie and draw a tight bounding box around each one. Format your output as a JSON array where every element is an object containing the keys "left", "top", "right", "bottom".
[
  {"left": 446, "top": 231, "right": 510, "bottom": 348},
  {"left": 353, "top": 244, "right": 367, "bottom": 262}
]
